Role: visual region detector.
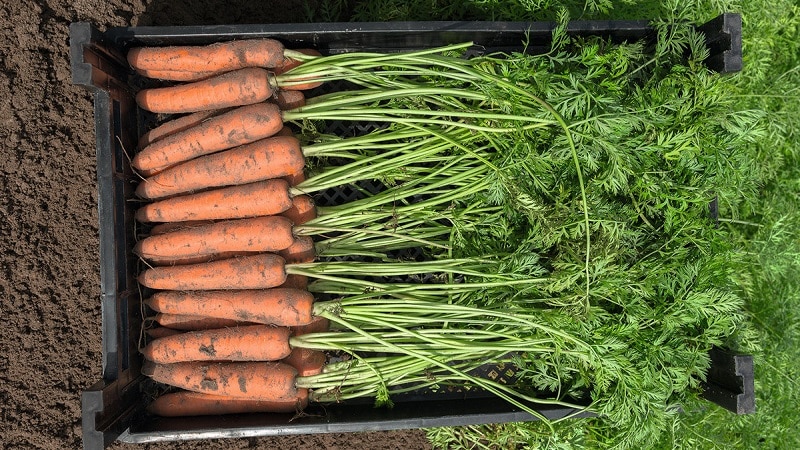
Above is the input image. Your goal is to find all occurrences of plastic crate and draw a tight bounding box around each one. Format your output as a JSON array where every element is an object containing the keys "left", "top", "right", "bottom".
[{"left": 70, "top": 16, "right": 749, "bottom": 450}]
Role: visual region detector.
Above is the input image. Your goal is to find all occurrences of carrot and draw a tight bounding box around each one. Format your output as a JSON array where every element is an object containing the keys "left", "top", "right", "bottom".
[
  {"left": 291, "top": 316, "right": 330, "bottom": 336},
  {"left": 142, "top": 325, "right": 292, "bottom": 364},
  {"left": 150, "top": 220, "right": 216, "bottom": 235},
  {"left": 273, "top": 49, "right": 322, "bottom": 75},
  {"left": 147, "top": 390, "right": 307, "bottom": 416},
  {"left": 136, "top": 67, "right": 274, "bottom": 114},
  {"left": 283, "top": 170, "right": 305, "bottom": 187},
  {"left": 144, "top": 288, "right": 314, "bottom": 325},
  {"left": 145, "top": 251, "right": 259, "bottom": 267},
  {"left": 278, "top": 236, "right": 315, "bottom": 264},
  {"left": 281, "top": 348, "right": 326, "bottom": 377},
  {"left": 137, "top": 69, "right": 216, "bottom": 82},
  {"left": 146, "top": 327, "right": 183, "bottom": 339},
  {"left": 280, "top": 195, "right": 317, "bottom": 225},
  {"left": 276, "top": 126, "right": 294, "bottom": 137},
  {"left": 154, "top": 313, "right": 255, "bottom": 331},
  {"left": 138, "top": 253, "right": 287, "bottom": 291},
  {"left": 136, "top": 135, "right": 304, "bottom": 200},
  {"left": 278, "top": 78, "right": 323, "bottom": 92},
  {"left": 135, "top": 179, "right": 293, "bottom": 223},
  {"left": 128, "top": 39, "right": 286, "bottom": 74},
  {"left": 142, "top": 360, "right": 302, "bottom": 401},
  {"left": 279, "top": 274, "right": 308, "bottom": 290},
  {"left": 135, "top": 216, "right": 295, "bottom": 261},
  {"left": 272, "top": 89, "right": 305, "bottom": 110},
  {"left": 138, "top": 109, "right": 224, "bottom": 149},
  {"left": 132, "top": 103, "right": 283, "bottom": 173}
]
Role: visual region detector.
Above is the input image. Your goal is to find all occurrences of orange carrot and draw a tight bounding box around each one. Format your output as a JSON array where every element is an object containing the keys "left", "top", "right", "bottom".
[
  {"left": 136, "top": 179, "right": 292, "bottom": 223},
  {"left": 279, "top": 274, "right": 308, "bottom": 290},
  {"left": 281, "top": 348, "right": 326, "bottom": 377},
  {"left": 150, "top": 220, "right": 216, "bottom": 235},
  {"left": 128, "top": 39, "right": 286, "bottom": 74},
  {"left": 280, "top": 195, "right": 317, "bottom": 225},
  {"left": 144, "top": 251, "right": 257, "bottom": 266},
  {"left": 279, "top": 77, "right": 323, "bottom": 92},
  {"left": 139, "top": 253, "right": 287, "bottom": 291},
  {"left": 132, "top": 102, "right": 283, "bottom": 173},
  {"left": 136, "top": 67, "right": 274, "bottom": 114},
  {"left": 272, "top": 89, "right": 305, "bottom": 110},
  {"left": 154, "top": 313, "right": 255, "bottom": 331},
  {"left": 146, "top": 327, "right": 183, "bottom": 339},
  {"left": 142, "top": 360, "right": 302, "bottom": 401},
  {"left": 291, "top": 316, "right": 331, "bottom": 336},
  {"left": 273, "top": 49, "right": 322, "bottom": 75},
  {"left": 136, "top": 135, "right": 305, "bottom": 200},
  {"left": 138, "top": 109, "right": 224, "bottom": 149},
  {"left": 142, "top": 325, "right": 292, "bottom": 364},
  {"left": 135, "top": 216, "right": 295, "bottom": 261},
  {"left": 145, "top": 288, "right": 314, "bottom": 325},
  {"left": 283, "top": 170, "right": 305, "bottom": 187},
  {"left": 147, "top": 390, "right": 307, "bottom": 416},
  {"left": 278, "top": 236, "right": 315, "bottom": 264},
  {"left": 137, "top": 69, "right": 217, "bottom": 82}
]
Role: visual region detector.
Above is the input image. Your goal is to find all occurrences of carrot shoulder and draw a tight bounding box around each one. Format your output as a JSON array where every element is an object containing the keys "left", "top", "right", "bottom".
[
  {"left": 147, "top": 390, "right": 308, "bottom": 416},
  {"left": 142, "top": 325, "right": 292, "bottom": 363},
  {"left": 138, "top": 253, "right": 287, "bottom": 290}
]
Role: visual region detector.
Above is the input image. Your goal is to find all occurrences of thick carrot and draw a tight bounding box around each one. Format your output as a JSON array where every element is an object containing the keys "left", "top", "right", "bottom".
[
  {"left": 283, "top": 170, "right": 305, "bottom": 187},
  {"left": 145, "top": 288, "right": 314, "bottom": 325},
  {"left": 146, "top": 327, "right": 183, "bottom": 339},
  {"left": 136, "top": 135, "right": 305, "bottom": 200},
  {"left": 278, "top": 236, "right": 315, "bottom": 264},
  {"left": 142, "top": 325, "right": 292, "bottom": 364},
  {"left": 155, "top": 313, "right": 254, "bottom": 331},
  {"left": 135, "top": 216, "right": 295, "bottom": 261},
  {"left": 281, "top": 348, "right": 326, "bottom": 377},
  {"left": 138, "top": 253, "right": 287, "bottom": 291},
  {"left": 273, "top": 49, "right": 322, "bottom": 75},
  {"left": 128, "top": 39, "right": 286, "bottom": 74},
  {"left": 272, "top": 89, "right": 305, "bottom": 110},
  {"left": 138, "top": 109, "right": 223, "bottom": 149},
  {"left": 136, "top": 179, "right": 293, "bottom": 223},
  {"left": 136, "top": 67, "right": 273, "bottom": 114},
  {"left": 142, "top": 360, "right": 301, "bottom": 401},
  {"left": 280, "top": 195, "right": 317, "bottom": 225},
  {"left": 147, "top": 390, "right": 307, "bottom": 416},
  {"left": 150, "top": 220, "right": 216, "bottom": 235},
  {"left": 137, "top": 69, "right": 216, "bottom": 82},
  {"left": 132, "top": 103, "right": 283, "bottom": 173}
]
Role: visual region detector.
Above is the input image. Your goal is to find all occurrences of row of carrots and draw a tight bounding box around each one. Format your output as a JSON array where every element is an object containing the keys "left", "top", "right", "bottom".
[{"left": 130, "top": 40, "right": 335, "bottom": 416}]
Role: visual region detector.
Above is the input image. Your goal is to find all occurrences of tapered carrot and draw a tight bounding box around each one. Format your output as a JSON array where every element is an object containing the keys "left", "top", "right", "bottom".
[
  {"left": 272, "top": 89, "right": 305, "bottom": 110},
  {"left": 137, "top": 69, "right": 217, "bottom": 81},
  {"left": 147, "top": 390, "right": 308, "bottom": 416},
  {"left": 150, "top": 220, "right": 215, "bottom": 235},
  {"left": 135, "top": 216, "right": 295, "bottom": 261},
  {"left": 142, "top": 325, "right": 292, "bottom": 364},
  {"left": 136, "top": 135, "right": 304, "bottom": 200},
  {"left": 137, "top": 67, "right": 274, "bottom": 113},
  {"left": 142, "top": 360, "right": 302, "bottom": 401},
  {"left": 128, "top": 39, "right": 286, "bottom": 74},
  {"left": 146, "top": 327, "right": 183, "bottom": 339},
  {"left": 145, "top": 288, "right": 314, "bottom": 325},
  {"left": 145, "top": 251, "right": 258, "bottom": 266},
  {"left": 136, "top": 179, "right": 293, "bottom": 223},
  {"left": 155, "top": 313, "right": 255, "bottom": 331},
  {"left": 138, "top": 253, "right": 287, "bottom": 291},
  {"left": 138, "top": 109, "right": 224, "bottom": 149},
  {"left": 281, "top": 348, "right": 326, "bottom": 377},
  {"left": 132, "top": 102, "right": 283, "bottom": 173},
  {"left": 280, "top": 195, "right": 317, "bottom": 225}
]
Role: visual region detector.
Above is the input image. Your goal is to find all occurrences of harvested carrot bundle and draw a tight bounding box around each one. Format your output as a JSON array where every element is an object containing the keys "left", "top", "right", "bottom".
[
  {"left": 142, "top": 325, "right": 292, "bottom": 364},
  {"left": 147, "top": 390, "right": 307, "bottom": 416},
  {"left": 142, "top": 360, "right": 303, "bottom": 401},
  {"left": 145, "top": 288, "right": 314, "bottom": 326},
  {"left": 134, "top": 216, "right": 295, "bottom": 261},
  {"left": 155, "top": 313, "right": 255, "bottom": 331},
  {"left": 135, "top": 179, "right": 293, "bottom": 223}
]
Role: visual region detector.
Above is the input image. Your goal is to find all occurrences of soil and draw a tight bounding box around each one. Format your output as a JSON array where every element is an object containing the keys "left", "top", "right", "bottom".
[{"left": 0, "top": 1, "right": 433, "bottom": 448}]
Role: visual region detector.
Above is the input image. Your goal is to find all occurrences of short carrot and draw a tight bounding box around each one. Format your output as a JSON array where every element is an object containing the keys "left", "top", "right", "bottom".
[
  {"left": 272, "top": 89, "right": 305, "bottom": 110},
  {"left": 279, "top": 274, "right": 309, "bottom": 291},
  {"left": 155, "top": 313, "right": 254, "bottom": 331},
  {"left": 135, "top": 179, "right": 293, "bottom": 223},
  {"left": 281, "top": 348, "right": 326, "bottom": 377},
  {"left": 138, "top": 109, "right": 224, "bottom": 150},
  {"left": 283, "top": 170, "right": 305, "bottom": 187},
  {"left": 138, "top": 253, "right": 287, "bottom": 291},
  {"left": 149, "top": 220, "right": 215, "bottom": 235},
  {"left": 273, "top": 49, "right": 322, "bottom": 75},
  {"left": 278, "top": 235, "right": 315, "bottom": 265},
  {"left": 142, "top": 325, "right": 292, "bottom": 364},
  {"left": 128, "top": 39, "right": 287, "bottom": 75},
  {"left": 147, "top": 390, "right": 307, "bottom": 416},
  {"left": 132, "top": 102, "right": 283, "bottom": 173},
  {"left": 136, "top": 69, "right": 217, "bottom": 82},
  {"left": 290, "top": 316, "right": 331, "bottom": 337},
  {"left": 134, "top": 216, "right": 295, "bottom": 261},
  {"left": 136, "top": 67, "right": 274, "bottom": 114},
  {"left": 145, "top": 288, "right": 314, "bottom": 326},
  {"left": 280, "top": 195, "right": 317, "bottom": 225},
  {"left": 144, "top": 251, "right": 258, "bottom": 267},
  {"left": 135, "top": 135, "right": 304, "bottom": 200},
  {"left": 142, "top": 360, "right": 303, "bottom": 401}
]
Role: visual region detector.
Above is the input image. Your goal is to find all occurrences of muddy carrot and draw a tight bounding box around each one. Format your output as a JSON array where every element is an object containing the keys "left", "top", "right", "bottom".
[
  {"left": 142, "top": 325, "right": 292, "bottom": 363},
  {"left": 142, "top": 360, "right": 303, "bottom": 401},
  {"left": 145, "top": 251, "right": 258, "bottom": 266},
  {"left": 136, "top": 179, "right": 293, "bottom": 223},
  {"left": 136, "top": 69, "right": 217, "bottom": 81},
  {"left": 145, "top": 288, "right": 314, "bottom": 326},
  {"left": 278, "top": 236, "right": 315, "bottom": 264},
  {"left": 150, "top": 220, "right": 216, "bottom": 235},
  {"left": 155, "top": 313, "right": 255, "bottom": 331},
  {"left": 280, "top": 195, "right": 317, "bottom": 225},
  {"left": 136, "top": 67, "right": 274, "bottom": 113},
  {"left": 138, "top": 253, "right": 287, "bottom": 291},
  {"left": 128, "top": 39, "right": 287, "bottom": 74},
  {"left": 147, "top": 390, "right": 307, "bottom": 416},
  {"left": 138, "top": 109, "right": 224, "bottom": 149},
  {"left": 279, "top": 274, "right": 309, "bottom": 290},
  {"left": 281, "top": 348, "right": 326, "bottom": 377},
  {"left": 272, "top": 90, "right": 305, "bottom": 110},
  {"left": 290, "top": 316, "right": 330, "bottom": 336},
  {"left": 135, "top": 216, "right": 294, "bottom": 261},
  {"left": 132, "top": 103, "right": 283, "bottom": 173},
  {"left": 136, "top": 135, "right": 304, "bottom": 200}
]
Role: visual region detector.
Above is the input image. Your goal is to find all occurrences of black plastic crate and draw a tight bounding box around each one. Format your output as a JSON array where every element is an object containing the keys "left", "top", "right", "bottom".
[{"left": 70, "top": 16, "right": 750, "bottom": 450}]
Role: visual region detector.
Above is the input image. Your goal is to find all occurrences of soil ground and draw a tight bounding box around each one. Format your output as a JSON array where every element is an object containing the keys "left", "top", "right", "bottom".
[{"left": 0, "top": 1, "right": 433, "bottom": 448}]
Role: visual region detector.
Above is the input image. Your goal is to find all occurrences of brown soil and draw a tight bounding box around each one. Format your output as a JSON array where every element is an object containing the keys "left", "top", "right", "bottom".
[{"left": 0, "top": 1, "right": 432, "bottom": 448}]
